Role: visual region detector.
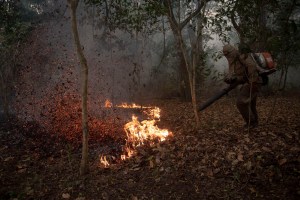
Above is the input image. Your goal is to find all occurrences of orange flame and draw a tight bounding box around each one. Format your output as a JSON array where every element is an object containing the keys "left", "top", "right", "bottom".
[
  {"left": 100, "top": 156, "right": 110, "bottom": 168},
  {"left": 124, "top": 116, "right": 169, "bottom": 144},
  {"left": 104, "top": 99, "right": 113, "bottom": 108},
  {"left": 100, "top": 102, "right": 172, "bottom": 166},
  {"left": 116, "top": 102, "right": 152, "bottom": 109},
  {"left": 121, "top": 107, "right": 171, "bottom": 160}
]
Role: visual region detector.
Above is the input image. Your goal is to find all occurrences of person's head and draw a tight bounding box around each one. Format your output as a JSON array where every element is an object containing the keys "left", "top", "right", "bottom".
[{"left": 222, "top": 44, "right": 238, "bottom": 59}]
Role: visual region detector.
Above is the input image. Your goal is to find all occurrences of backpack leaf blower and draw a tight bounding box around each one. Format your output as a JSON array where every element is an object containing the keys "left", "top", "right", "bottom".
[{"left": 198, "top": 81, "right": 240, "bottom": 111}]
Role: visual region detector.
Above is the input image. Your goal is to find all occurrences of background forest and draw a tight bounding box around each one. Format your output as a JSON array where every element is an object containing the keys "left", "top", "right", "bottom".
[{"left": 0, "top": 0, "right": 299, "bottom": 117}]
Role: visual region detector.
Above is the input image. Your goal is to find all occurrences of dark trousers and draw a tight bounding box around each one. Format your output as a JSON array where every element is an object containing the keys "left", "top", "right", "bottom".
[{"left": 236, "top": 83, "right": 260, "bottom": 125}]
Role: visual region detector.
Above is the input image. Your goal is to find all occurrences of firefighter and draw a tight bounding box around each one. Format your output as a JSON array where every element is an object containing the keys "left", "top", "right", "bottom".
[{"left": 222, "top": 44, "right": 262, "bottom": 128}]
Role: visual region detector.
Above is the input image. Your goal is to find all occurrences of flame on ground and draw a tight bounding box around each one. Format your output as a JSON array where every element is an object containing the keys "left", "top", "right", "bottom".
[
  {"left": 105, "top": 99, "right": 113, "bottom": 108},
  {"left": 116, "top": 102, "right": 152, "bottom": 109},
  {"left": 100, "top": 100, "right": 172, "bottom": 166},
  {"left": 100, "top": 156, "right": 110, "bottom": 168}
]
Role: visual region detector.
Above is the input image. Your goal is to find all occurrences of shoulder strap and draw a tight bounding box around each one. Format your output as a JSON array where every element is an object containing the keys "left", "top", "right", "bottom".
[{"left": 235, "top": 54, "right": 253, "bottom": 84}]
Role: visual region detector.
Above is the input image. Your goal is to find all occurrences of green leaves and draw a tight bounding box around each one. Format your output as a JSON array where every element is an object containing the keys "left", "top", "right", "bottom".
[
  {"left": 85, "top": 0, "right": 165, "bottom": 34},
  {"left": 0, "top": 0, "right": 32, "bottom": 47}
]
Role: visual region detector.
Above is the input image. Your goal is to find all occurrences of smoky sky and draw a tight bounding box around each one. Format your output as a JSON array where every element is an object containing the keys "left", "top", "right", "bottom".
[{"left": 10, "top": 0, "right": 181, "bottom": 125}]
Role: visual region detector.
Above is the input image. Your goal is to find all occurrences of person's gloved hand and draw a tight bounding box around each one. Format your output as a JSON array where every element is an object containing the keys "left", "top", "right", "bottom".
[
  {"left": 224, "top": 76, "right": 237, "bottom": 84},
  {"left": 250, "top": 82, "right": 260, "bottom": 92}
]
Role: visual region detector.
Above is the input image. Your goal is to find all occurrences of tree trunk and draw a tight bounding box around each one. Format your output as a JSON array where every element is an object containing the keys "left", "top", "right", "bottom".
[
  {"left": 178, "top": 51, "right": 192, "bottom": 101},
  {"left": 173, "top": 26, "right": 199, "bottom": 126},
  {"left": 68, "top": 0, "right": 89, "bottom": 175},
  {"left": 0, "top": 72, "right": 9, "bottom": 118},
  {"left": 163, "top": 0, "right": 206, "bottom": 127},
  {"left": 257, "top": 1, "right": 268, "bottom": 51}
]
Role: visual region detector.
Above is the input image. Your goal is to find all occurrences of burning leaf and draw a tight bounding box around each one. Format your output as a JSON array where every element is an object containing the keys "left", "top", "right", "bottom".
[
  {"left": 104, "top": 99, "right": 113, "bottom": 108},
  {"left": 100, "top": 156, "right": 110, "bottom": 168},
  {"left": 117, "top": 102, "right": 139, "bottom": 108}
]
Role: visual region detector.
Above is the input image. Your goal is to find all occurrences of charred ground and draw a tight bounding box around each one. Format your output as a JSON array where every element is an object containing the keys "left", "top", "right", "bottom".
[{"left": 0, "top": 93, "right": 299, "bottom": 200}]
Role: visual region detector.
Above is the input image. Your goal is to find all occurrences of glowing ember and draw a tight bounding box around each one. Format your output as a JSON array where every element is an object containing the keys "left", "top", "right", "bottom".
[
  {"left": 105, "top": 99, "right": 113, "bottom": 108},
  {"left": 121, "top": 147, "right": 136, "bottom": 160},
  {"left": 143, "top": 107, "right": 161, "bottom": 119}
]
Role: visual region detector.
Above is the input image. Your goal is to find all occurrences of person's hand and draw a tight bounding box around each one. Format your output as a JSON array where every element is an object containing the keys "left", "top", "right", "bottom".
[
  {"left": 250, "top": 82, "right": 261, "bottom": 92},
  {"left": 224, "top": 76, "right": 237, "bottom": 84}
]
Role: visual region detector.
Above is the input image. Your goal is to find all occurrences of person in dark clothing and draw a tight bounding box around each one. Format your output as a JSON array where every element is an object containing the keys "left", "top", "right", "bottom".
[{"left": 223, "top": 44, "right": 262, "bottom": 128}]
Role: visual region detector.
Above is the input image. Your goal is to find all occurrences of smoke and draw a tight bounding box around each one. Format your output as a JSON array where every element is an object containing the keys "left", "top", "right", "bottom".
[{"left": 10, "top": 0, "right": 175, "bottom": 141}]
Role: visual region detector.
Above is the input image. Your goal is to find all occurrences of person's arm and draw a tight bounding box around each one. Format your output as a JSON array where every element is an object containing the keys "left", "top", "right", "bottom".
[
  {"left": 224, "top": 57, "right": 239, "bottom": 84},
  {"left": 239, "top": 54, "right": 260, "bottom": 83}
]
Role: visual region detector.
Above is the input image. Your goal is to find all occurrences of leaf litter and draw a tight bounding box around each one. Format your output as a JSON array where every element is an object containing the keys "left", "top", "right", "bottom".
[{"left": 0, "top": 94, "right": 299, "bottom": 199}]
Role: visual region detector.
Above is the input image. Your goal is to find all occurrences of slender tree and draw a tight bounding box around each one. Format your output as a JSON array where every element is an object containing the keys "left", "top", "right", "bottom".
[
  {"left": 163, "top": 0, "right": 210, "bottom": 127},
  {"left": 67, "top": 0, "right": 89, "bottom": 175}
]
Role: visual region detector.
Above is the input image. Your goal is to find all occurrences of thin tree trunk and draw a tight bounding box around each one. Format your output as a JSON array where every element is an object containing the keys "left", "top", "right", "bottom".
[
  {"left": 0, "top": 71, "right": 8, "bottom": 118},
  {"left": 179, "top": 52, "right": 192, "bottom": 101},
  {"left": 164, "top": 0, "right": 202, "bottom": 127},
  {"left": 282, "top": 65, "right": 288, "bottom": 91},
  {"left": 68, "top": 0, "right": 89, "bottom": 175},
  {"left": 257, "top": 1, "right": 268, "bottom": 51}
]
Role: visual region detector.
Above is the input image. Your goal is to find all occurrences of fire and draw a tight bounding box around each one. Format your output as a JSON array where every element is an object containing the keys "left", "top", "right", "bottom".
[
  {"left": 121, "top": 106, "right": 171, "bottom": 160},
  {"left": 121, "top": 147, "right": 135, "bottom": 160},
  {"left": 143, "top": 107, "right": 161, "bottom": 119},
  {"left": 100, "top": 156, "right": 110, "bottom": 168},
  {"left": 100, "top": 101, "right": 172, "bottom": 166},
  {"left": 116, "top": 102, "right": 152, "bottom": 109},
  {"left": 124, "top": 115, "right": 168, "bottom": 144},
  {"left": 104, "top": 99, "right": 113, "bottom": 108},
  {"left": 117, "top": 102, "right": 141, "bottom": 108}
]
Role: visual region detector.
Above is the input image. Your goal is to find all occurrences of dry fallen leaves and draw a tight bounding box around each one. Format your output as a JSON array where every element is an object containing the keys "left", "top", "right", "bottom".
[{"left": 62, "top": 193, "right": 70, "bottom": 199}]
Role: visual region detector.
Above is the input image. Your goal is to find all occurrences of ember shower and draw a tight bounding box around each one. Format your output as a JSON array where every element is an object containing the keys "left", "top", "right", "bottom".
[
  {"left": 8, "top": 2, "right": 175, "bottom": 168},
  {"left": 12, "top": 1, "right": 172, "bottom": 130}
]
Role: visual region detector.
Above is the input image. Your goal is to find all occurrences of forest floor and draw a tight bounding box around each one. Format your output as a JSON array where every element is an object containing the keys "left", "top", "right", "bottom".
[{"left": 0, "top": 92, "right": 299, "bottom": 200}]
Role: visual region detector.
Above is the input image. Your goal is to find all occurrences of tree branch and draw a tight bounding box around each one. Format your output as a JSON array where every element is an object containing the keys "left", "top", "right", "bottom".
[
  {"left": 230, "top": 1, "right": 244, "bottom": 43},
  {"left": 179, "top": 1, "right": 207, "bottom": 30},
  {"left": 163, "top": 0, "right": 179, "bottom": 30}
]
